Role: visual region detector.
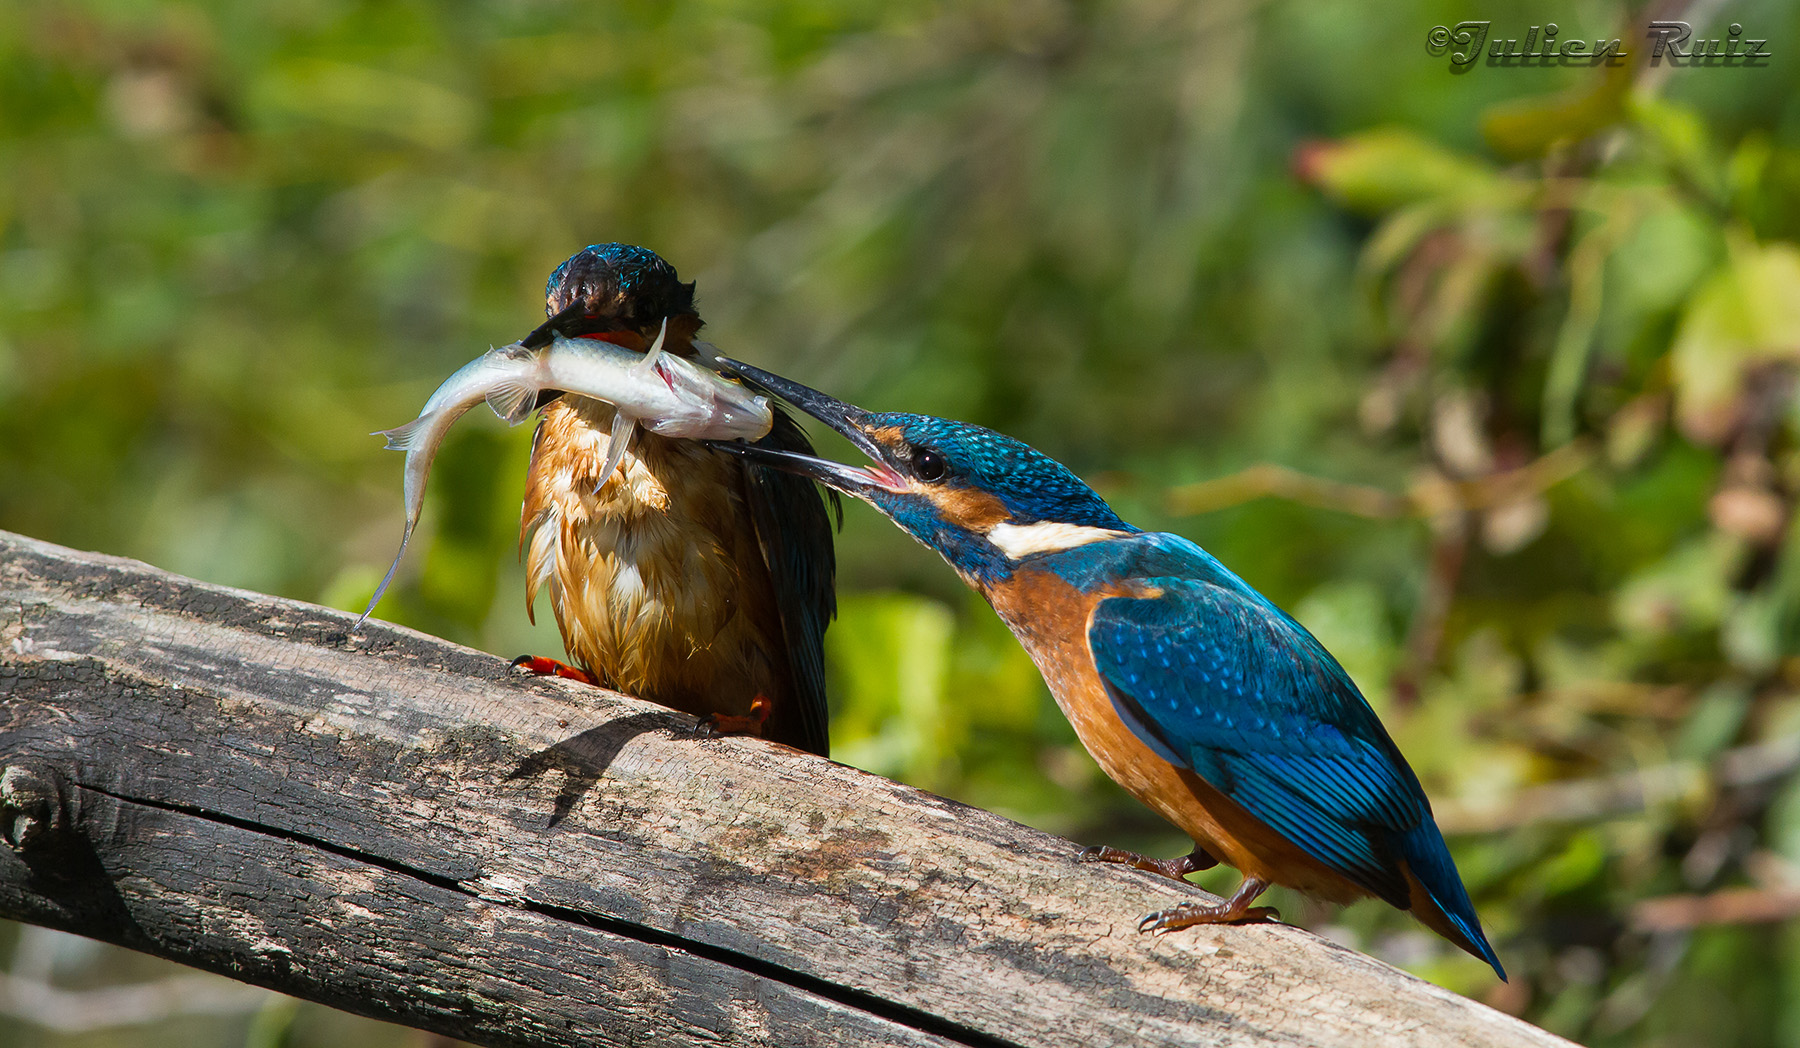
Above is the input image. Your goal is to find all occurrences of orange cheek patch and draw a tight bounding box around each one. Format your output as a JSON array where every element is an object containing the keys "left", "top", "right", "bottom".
[
  {"left": 867, "top": 426, "right": 911, "bottom": 451},
  {"left": 927, "top": 487, "right": 1011, "bottom": 530}
]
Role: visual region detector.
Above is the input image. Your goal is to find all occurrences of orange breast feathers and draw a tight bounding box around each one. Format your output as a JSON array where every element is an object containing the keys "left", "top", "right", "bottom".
[
  {"left": 985, "top": 570, "right": 1370, "bottom": 905},
  {"left": 520, "top": 395, "right": 793, "bottom": 722}
]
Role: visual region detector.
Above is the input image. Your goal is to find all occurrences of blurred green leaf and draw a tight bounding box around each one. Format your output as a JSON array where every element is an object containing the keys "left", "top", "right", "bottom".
[
  {"left": 1297, "top": 127, "right": 1508, "bottom": 215},
  {"left": 1480, "top": 58, "right": 1630, "bottom": 161},
  {"left": 1630, "top": 96, "right": 1729, "bottom": 209},
  {"left": 251, "top": 59, "right": 479, "bottom": 150},
  {"left": 1674, "top": 681, "right": 1751, "bottom": 761},
  {"left": 828, "top": 591, "right": 959, "bottom": 786},
  {"left": 244, "top": 995, "right": 300, "bottom": 1048},
  {"left": 1615, "top": 535, "right": 1741, "bottom": 639},
  {"left": 1671, "top": 237, "right": 1800, "bottom": 443}
]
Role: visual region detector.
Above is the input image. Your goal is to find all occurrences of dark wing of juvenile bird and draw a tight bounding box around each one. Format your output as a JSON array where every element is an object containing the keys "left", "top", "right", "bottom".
[{"left": 739, "top": 403, "right": 839, "bottom": 756}]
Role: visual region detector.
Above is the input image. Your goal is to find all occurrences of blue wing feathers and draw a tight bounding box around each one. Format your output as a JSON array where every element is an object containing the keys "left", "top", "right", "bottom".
[
  {"left": 1399, "top": 821, "right": 1507, "bottom": 979},
  {"left": 1100, "top": 676, "right": 1190, "bottom": 767},
  {"left": 1084, "top": 533, "right": 1501, "bottom": 976},
  {"left": 1090, "top": 585, "right": 1418, "bottom": 905}
]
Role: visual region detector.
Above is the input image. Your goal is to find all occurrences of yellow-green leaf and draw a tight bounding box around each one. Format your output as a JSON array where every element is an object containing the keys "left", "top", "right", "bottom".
[{"left": 1671, "top": 238, "right": 1800, "bottom": 443}]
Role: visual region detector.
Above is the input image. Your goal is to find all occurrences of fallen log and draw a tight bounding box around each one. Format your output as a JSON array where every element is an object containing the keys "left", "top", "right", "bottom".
[{"left": 0, "top": 530, "right": 1573, "bottom": 1047}]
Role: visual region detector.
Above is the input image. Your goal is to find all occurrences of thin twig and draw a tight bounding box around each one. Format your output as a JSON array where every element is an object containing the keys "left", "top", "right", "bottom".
[
  {"left": 1435, "top": 732, "right": 1800, "bottom": 835},
  {"left": 1165, "top": 462, "right": 1408, "bottom": 518},
  {"left": 1165, "top": 441, "right": 1593, "bottom": 520},
  {"left": 1630, "top": 887, "right": 1800, "bottom": 932},
  {"left": 1391, "top": 513, "right": 1467, "bottom": 708}
]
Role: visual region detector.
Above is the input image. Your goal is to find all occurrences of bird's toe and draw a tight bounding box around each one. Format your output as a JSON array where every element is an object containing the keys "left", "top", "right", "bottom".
[
  {"left": 1137, "top": 901, "right": 1280, "bottom": 934},
  {"left": 510, "top": 655, "right": 599, "bottom": 685},
  {"left": 1138, "top": 905, "right": 1199, "bottom": 934},
  {"left": 695, "top": 696, "right": 773, "bottom": 740}
]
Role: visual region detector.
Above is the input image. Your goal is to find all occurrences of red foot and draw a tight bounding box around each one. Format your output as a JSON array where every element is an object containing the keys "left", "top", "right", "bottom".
[
  {"left": 510, "top": 655, "right": 599, "bottom": 686},
  {"left": 698, "top": 695, "right": 773, "bottom": 738}
]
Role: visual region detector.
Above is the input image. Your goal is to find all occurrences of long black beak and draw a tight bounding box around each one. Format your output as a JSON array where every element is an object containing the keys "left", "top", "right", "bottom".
[
  {"left": 709, "top": 358, "right": 902, "bottom": 496},
  {"left": 519, "top": 300, "right": 592, "bottom": 349}
]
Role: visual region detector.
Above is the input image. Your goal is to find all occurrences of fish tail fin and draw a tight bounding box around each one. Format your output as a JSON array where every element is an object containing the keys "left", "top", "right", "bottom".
[
  {"left": 375, "top": 416, "right": 432, "bottom": 451},
  {"left": 354, "top": 524, "right": 413, "bottom": 631},
  {"left": 485, "top": 379, "right": 539, "bottom": 426},
  {"left": 593, "top": 412, "right": 638, "bottom": 494},
  {"left": 1399, "top": 820, "right": 1506, "bottom": 981}
]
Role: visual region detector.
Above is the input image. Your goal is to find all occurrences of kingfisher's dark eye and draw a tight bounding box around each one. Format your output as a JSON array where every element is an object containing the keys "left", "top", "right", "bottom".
[{"left": 911, "top": 447, "right": 947, "bottom": 482}]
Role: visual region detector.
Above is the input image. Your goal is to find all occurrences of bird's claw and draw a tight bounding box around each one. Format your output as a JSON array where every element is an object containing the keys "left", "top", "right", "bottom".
[
  {"left": 1077, "top": 844, "right": 1217, "bottom": 881},
  {"left": 695, "top": 695, "right": 773, "bottom": 740},
  {"left": 1136, "top": 902, "right": 1280, "bottom": 935}
]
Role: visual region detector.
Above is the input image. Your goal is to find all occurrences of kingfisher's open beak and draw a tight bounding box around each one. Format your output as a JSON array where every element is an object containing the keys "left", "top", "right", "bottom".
[{"left": 709, "top": 358, "right": 905, "bottom": 495}]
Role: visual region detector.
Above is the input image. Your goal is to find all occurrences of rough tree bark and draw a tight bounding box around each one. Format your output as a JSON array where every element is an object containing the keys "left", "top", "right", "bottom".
[{"left": 0, "top": 531, "right": 1574, "bottom": 1048}]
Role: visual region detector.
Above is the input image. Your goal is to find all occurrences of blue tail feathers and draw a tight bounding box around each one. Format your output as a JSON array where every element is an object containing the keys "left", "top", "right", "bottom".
[{"left": 1399, "top": 820, "right": 1506, "bottom": 981}]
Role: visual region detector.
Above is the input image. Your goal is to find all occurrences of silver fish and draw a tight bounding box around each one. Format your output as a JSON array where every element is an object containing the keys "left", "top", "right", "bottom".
[{"left": 356, "top": 321, "right": 772, "bottom": 628}]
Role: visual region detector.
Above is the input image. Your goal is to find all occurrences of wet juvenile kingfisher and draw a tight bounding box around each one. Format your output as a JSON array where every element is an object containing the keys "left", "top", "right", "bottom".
[
  {"left": 709, "top": 362, "right": 1505, "bottom": 979},
  {"left": 508, "top": 245, "right": 836, "bottom": 756}
]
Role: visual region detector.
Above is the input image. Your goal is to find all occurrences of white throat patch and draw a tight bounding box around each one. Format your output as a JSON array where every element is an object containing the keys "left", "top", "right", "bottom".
[{"left": 986, "top": 520, "right": 1125, "bottom": 561}]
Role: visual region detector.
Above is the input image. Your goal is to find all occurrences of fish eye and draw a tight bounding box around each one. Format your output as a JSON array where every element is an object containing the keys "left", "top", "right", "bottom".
[{"left": 910, "top": 446, "right": 947, "bottom": 482}]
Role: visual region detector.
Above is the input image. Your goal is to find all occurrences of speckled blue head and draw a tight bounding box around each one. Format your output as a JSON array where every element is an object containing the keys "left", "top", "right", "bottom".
[
  {"left": 544, "top": 243, "right": 697, "bottom": 333},
  {"left": 709, "top": 360, "right": 1136, "bottom": 585},
  {"left": 865, "top": 413, "right": 1128, "bottom": 530},
  {"left": 853, "top": 412, "right": 1134, "bottom": 582}
]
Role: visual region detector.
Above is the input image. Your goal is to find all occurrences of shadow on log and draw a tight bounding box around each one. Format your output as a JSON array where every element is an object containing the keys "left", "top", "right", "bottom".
[{"left": 0, "top": 531, "right": 1574, "bottom": 1048}]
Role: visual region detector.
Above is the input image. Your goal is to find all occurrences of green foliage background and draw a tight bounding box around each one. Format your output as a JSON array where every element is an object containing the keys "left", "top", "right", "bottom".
[{"left": 4, "top": 0, "right": 1800, "bottom": 1044}]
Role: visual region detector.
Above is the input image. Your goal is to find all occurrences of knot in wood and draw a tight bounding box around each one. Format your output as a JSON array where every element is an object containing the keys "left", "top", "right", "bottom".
[{"left": 0, "top": 764, "right": 66, "bottom": 851}]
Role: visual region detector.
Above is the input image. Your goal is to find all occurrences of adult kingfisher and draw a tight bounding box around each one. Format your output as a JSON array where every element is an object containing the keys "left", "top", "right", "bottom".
[
  {"left": 707, "top": 360, "right": 1505, "bottom": 979},
  {"left": 507, "top": 244, "right": 836, "bottom": 756}
]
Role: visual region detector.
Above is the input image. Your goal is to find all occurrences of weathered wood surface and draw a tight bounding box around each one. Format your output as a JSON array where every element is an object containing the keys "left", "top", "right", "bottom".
[{"left": 0, "top": 530, "right": 1574, "bottom": 1048}]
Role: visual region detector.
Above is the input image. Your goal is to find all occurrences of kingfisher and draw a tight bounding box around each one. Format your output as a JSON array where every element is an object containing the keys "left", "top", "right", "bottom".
[
  {"left": 507, "top": 244, "right": 836, "bottom": 756},
  {"left": 708, "top": 361, "right": 1506, "bottom": 980}
]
